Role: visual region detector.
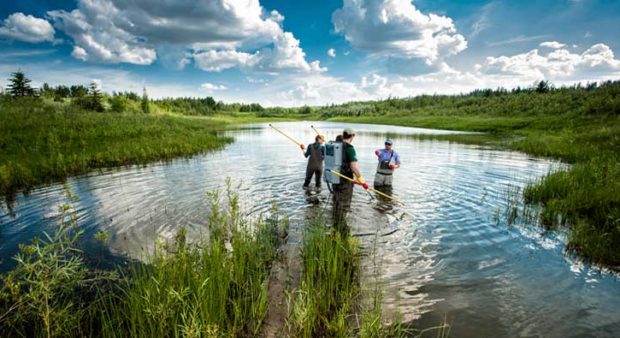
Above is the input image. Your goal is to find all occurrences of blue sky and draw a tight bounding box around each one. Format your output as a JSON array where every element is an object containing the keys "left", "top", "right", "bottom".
[{"left": 1, "top": 0, "right": 619, "bottom": 106}]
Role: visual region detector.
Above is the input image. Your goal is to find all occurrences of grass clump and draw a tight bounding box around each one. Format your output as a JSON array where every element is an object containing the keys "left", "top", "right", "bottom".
[
  {"left": 291, "top": 222, "right": 408, "bottom": 337},
  {"left": 291, "top": 224, "right": 361, "bottom": 337},
  {"left": 524, "top": 156, "right": 620, "bottom": 267},
  {"left": 100, "top": 185, "right": 284, "bottom": 337}
]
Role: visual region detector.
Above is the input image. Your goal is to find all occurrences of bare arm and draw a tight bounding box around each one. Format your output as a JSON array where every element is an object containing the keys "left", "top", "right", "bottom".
[{"left": 350, "top": 161, "right": 362, "bottom": 179}]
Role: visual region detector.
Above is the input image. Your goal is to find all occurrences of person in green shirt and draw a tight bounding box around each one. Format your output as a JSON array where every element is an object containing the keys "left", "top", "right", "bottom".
[{"left": 332, "top": 127, "right": 368, "bottom": 233}]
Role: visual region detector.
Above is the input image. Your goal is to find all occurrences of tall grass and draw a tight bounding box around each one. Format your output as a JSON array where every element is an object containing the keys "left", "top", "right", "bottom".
[
  {"left": 0, "top": 183, "right": 286, "bottom": 337},
  {"left": 99, "top": 185, "right": 284, "bottom": 337},
  {"left": 0, "top": 98, "right": 232, "bottom": 199},
  {"left": 290, "top": 221, "right": 407, "bottom": 337},
  {"left": 524, "top": 156, "right": 620, "bottom": 266},
  {"left": 290, "top": 222, "right": 449, "bottom": 337},
  {"left": 290, "top": 223, "right": 361, "bottom": 337}
]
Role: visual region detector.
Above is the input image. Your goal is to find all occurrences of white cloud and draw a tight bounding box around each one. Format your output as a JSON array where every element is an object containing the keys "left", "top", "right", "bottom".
[
  {"left": 201, "top": 82, "right": 228, "bottom": 92},
  {"left": 540, "top": 41, "right": 566, "bottom": 49},
  {"left": 45, "top": 0, "right": 322, "bottom": 73},
  {"left": 48, "top": 0, "right": 157, "bottom": 65},
  {"left": 193, "top": 50, "right": 260, "bottom": 72},
  {"left": 328, "top": 48, "right": 336, "bottom": 57},
  {"left": 71, "top": 46, "right": 88, "bottom": 60},
  {"left": 0, "top": 12, "right": 55, "bottom": 43},
  {"left": 477, "top": 43, "right": 620, "bottom": 80},
  {"left": 332, "top": 0, "right": 467, "bottom": 64}
]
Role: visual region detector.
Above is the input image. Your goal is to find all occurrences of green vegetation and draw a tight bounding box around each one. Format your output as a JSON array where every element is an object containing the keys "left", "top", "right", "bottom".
[
  {"left": 291, "top": 224, "right": 363, "bottom": 337},
  {"left": 0, "top": 70, "right": 306, "bottom": 200},
  {"left": 0, "top": 184, "right": 286, "bottom": 337},
  {"left": 0, "top": 97, "right": 232, "bottom": 199},
  {"left": 324, "top": 80, "right": 620, "bottom": 269}
]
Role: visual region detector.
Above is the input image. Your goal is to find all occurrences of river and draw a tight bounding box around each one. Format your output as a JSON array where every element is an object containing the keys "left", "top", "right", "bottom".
[{"left": 1, "top": 121, "right": 618, "bottom": 337}]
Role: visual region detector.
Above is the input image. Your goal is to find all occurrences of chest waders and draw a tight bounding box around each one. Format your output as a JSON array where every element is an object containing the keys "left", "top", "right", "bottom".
[
  {"left": 376, "top": 150, "right": 395, "bottom": 175},
  {"left": 303, "top": 143, "right": 324, "bottom": 188}
]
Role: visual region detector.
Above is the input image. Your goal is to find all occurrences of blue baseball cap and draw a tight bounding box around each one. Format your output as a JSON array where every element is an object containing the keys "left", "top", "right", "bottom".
[{"left": 385, "top": 138, "right": 393, "bottom": 145}]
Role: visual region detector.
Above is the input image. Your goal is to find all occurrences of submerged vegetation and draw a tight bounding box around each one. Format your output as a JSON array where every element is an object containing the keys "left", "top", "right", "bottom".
[{"left": 324, "top": 80, "right": 620, "bottom": 269}]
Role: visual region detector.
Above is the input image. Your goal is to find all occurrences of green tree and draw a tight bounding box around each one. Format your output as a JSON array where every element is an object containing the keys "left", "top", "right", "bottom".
[
  {"left": 7, "top": 69, "right": 36, "bottom": 98},
  {"left": 535, "top": 80, "right": 551, "bottom": 93},
  {"left": 141, "top": 86, "right": 150, "bottom": 114},
  {"left": 88, "top": 82, "right": 104, "bottom": 112},
  {"left": 300, "top": 105, "right": 313, "bottom": 115},
  {"left": 70, "top": 85, "right": 88, "bottom": 98},
  {"left": 110, "top": 94, "right": 128, "bottom": 112}
]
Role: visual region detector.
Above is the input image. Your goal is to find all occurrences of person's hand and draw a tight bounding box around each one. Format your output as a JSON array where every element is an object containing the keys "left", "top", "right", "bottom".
[
  {"left": 300, "top": 144, "right": 306, "bottom": 150},
  {"left": 374, "top": 149, "right": 380, "bottom": 156},
  {"left": 388, "top": 164, "right": 395, "bottom": 170},
  {"left": 357, "top": 177, "right": 369, "bottom": 190}
]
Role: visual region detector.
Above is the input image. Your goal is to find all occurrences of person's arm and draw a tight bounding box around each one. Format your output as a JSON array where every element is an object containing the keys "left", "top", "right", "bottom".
[
  {"left": 389, "top": 152, "right": 401, "bottom": 169},
  {"left": 350, "top": 161, "right": 369, "bottom": 189},
  {"left": 304, "top": 144, "right": 311, "bottom": 158},
  {"left": 350, "top": 161, "right": 362, "bottom": 179}
]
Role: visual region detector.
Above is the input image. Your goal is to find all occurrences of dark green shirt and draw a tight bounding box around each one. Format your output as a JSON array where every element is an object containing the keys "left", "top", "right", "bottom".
[{"left": 344, "top": 143, "right": 357, "bottom": 162}]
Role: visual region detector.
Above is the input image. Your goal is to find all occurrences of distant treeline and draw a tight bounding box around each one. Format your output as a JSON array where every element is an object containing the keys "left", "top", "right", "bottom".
[
  {"left": 315, "top": 80, "right": 620, "bottom": 118},
  {"left": 152, "top": 97, "right": 266, "bottom": 115}
]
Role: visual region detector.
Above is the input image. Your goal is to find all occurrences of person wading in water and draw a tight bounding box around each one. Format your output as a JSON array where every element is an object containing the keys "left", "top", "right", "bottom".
[
  {"left": 301, "top": 134, "right": 325, "bottom": 192},
  {"left": 374, "top": 138, "right": 401, "bottom": 187},
  {"left": 332, "top": 128, "right": 368, "bottom": 234}
]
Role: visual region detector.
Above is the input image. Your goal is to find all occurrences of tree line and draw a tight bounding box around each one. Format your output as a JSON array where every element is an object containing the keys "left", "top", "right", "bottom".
[
  {"left": 1, "top": 69, "right": 153, "bottom": 114},
  {"left": 1, "top": 69, "right": 268, "bottom": 115}
]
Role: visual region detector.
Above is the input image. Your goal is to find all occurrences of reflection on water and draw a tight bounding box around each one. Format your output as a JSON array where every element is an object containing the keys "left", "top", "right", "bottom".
[{"left": 1, "top": 121, "right": 619, "bottom": 337}]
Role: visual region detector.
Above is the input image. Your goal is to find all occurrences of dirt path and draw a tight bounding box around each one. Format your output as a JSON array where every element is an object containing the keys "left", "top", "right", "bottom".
[{"left": 261, "top": 232, "right": 303, "bottom": 337}]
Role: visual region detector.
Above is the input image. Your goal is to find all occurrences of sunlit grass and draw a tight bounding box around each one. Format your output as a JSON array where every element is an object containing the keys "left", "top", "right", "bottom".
[{"left": 0, "top": 98, "right": 232, "bottom": 198}]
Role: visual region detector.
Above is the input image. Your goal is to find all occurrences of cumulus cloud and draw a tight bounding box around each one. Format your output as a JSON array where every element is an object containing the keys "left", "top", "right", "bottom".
[
  {"left": 193, "top": 50, "right": 259, "bottom": 72},
  {"left": 328, "top": 48, "right": 336, "bottom": 57},
  {"left": 540, "top": 41, "right": 566, "bottom": 49},
  {"left": 0, "top": 12, "right": 55, "bottom": 43},
  {"left": 477, "top": 43, "right": 620, "bottom": 80},
  {"left": 48, "top": 0, "right": 157, "bottom": 64},
  {"left": 44, "top": 0, "right": 322, "bottom": 73},
  {"left": 332, "top": 0, "right": 467, "bottom": 64}
]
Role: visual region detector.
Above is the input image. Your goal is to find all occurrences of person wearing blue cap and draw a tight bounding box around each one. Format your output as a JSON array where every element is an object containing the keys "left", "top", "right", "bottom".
[{"left": 373, "top": 138, "right": 401, "bottom": 187}]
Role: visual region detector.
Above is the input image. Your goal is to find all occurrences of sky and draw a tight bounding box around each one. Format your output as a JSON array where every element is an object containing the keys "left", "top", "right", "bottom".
[{"left": 0, "top": 0, "right": 619, "bottom": 107}]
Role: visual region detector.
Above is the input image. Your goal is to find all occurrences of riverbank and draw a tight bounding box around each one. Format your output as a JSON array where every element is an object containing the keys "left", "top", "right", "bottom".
[
  {"left": 0, "top": 98, "right": 293, "bottom": 202},
  {"left": 326, "top": 82, "right": 620, "bottom": 269}
]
